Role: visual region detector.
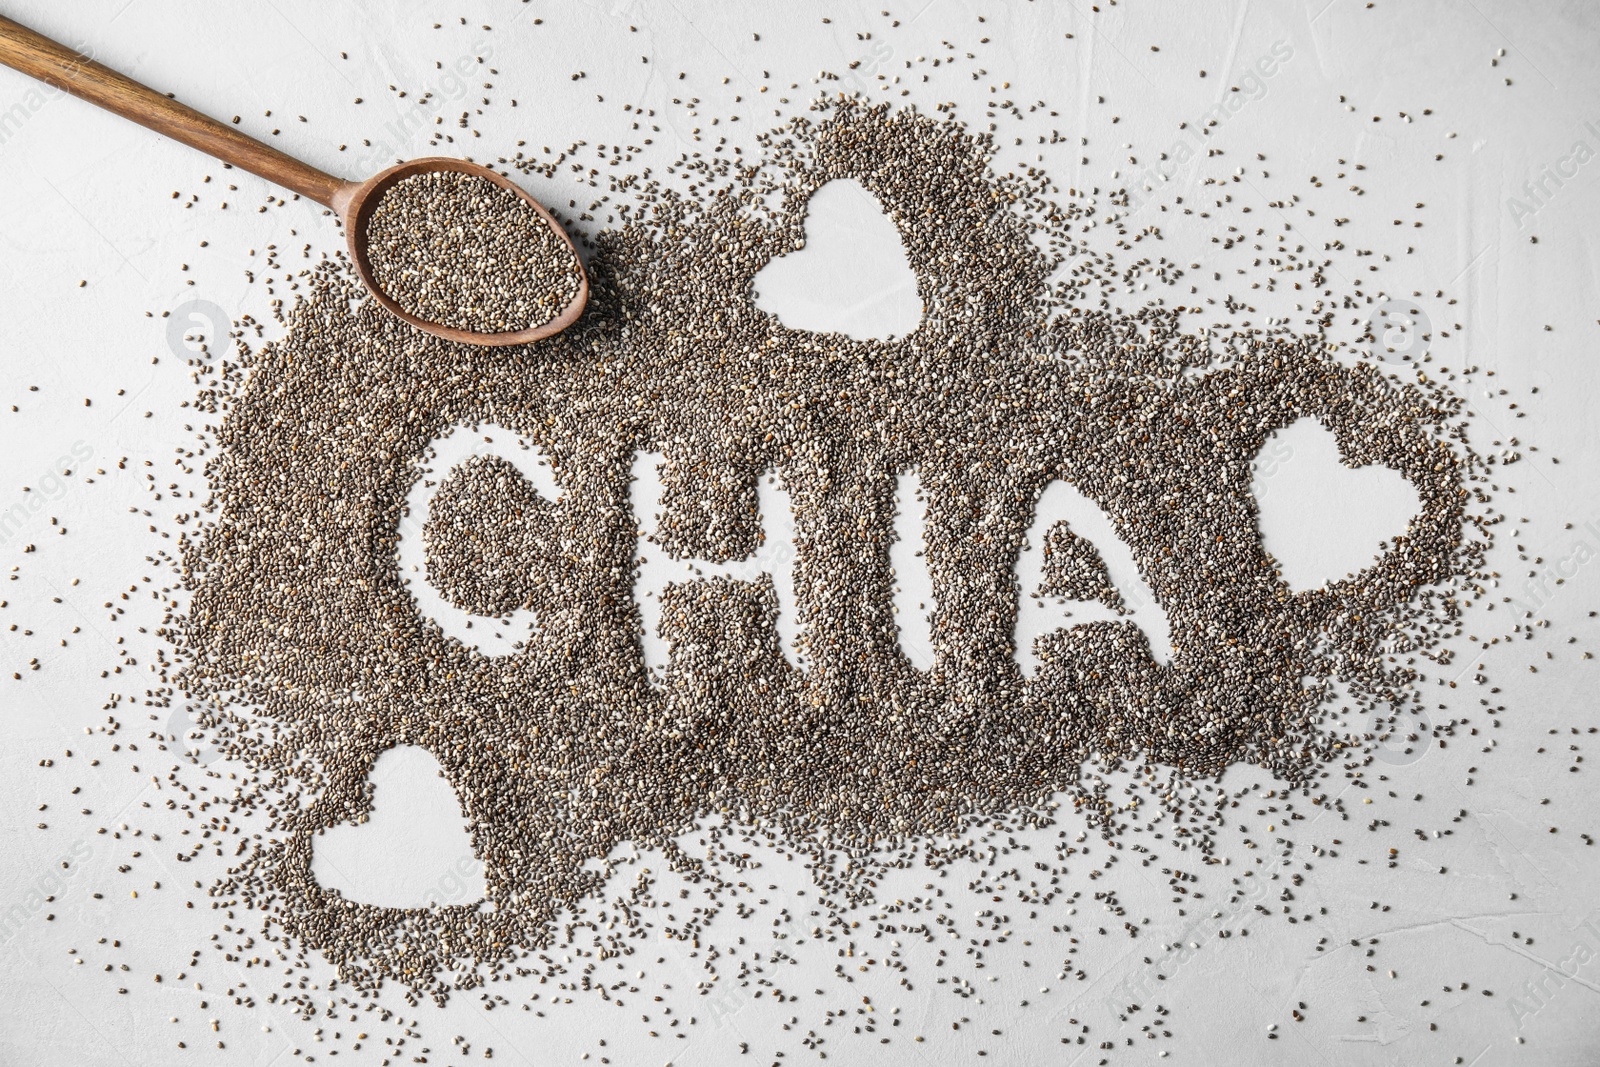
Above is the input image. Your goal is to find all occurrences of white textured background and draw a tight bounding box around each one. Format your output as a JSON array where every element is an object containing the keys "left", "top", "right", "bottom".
[{"left": 2, "top": 1, "right": 1598, "bottom": 1065}]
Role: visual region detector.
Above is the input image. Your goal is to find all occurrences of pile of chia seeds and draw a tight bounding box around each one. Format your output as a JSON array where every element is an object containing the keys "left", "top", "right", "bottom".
[
  {"left": 364, "top": 169, "right": 582, "bottom": 334},
  {"left": 154, "top": 98, "right": 1498, "bottom": 1010}
]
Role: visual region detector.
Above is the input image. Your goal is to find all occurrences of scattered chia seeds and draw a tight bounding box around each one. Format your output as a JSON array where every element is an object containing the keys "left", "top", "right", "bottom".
[{"left": 363, "top": 169, "right": 582, "bottom": 334}]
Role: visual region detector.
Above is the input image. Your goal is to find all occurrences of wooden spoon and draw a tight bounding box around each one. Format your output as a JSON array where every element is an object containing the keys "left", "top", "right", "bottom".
[{"left": 0, "top": 15, "right": 587, "bottom": 347}]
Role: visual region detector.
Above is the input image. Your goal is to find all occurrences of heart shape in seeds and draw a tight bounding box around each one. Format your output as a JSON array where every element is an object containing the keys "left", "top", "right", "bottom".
[
  {"left": 312, "top": 746, "right": 485, "bottom": 909},
  {"left": 752, "top": 178, "right": 922, "bottom": 340},
  {"left": 1251, "top": 416, "right": 1422, "bottom": 590}
]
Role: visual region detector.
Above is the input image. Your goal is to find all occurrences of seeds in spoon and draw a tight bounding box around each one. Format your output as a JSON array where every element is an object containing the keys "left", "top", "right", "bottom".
[{"left": 363, "top": 169, "right": 582, "bottom": 335}]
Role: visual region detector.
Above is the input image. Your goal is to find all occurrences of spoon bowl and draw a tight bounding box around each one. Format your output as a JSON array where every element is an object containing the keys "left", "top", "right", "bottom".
[{"left": 337, "top": 157, "right": 588, "bottom": 347}]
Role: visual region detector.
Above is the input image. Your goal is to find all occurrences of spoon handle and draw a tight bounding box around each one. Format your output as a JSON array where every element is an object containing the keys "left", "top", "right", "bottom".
[{"left": 0, "top": 14, "right": 350, "bottom": 208}]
